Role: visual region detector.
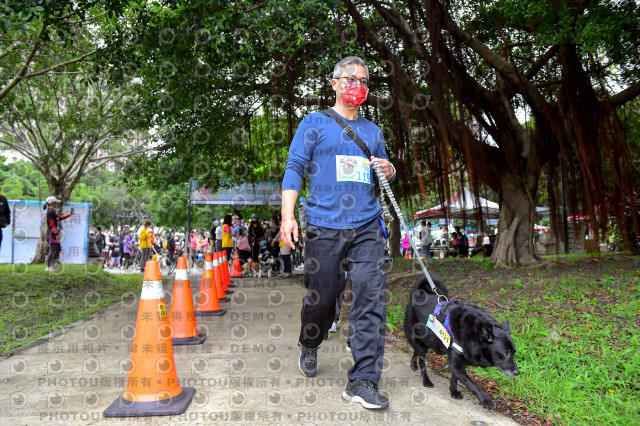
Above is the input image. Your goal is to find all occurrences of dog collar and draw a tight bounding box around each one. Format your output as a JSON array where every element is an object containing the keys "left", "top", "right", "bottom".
[{"left": 434, "top": 301, "right": 464, "bottom": 353}]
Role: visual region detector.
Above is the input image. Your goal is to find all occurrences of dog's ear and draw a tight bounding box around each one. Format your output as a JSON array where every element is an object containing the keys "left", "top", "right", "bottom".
[
  {"left": 501, "top": 319, "right": 511, "bottom": 333},
  {"left": 480, "top": 325, "right": 493, "bottom": 342}
]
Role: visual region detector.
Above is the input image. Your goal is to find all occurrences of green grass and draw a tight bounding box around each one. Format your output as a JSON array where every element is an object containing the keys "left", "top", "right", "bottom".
[
  {"left": 0, "top": 264, "right": 148, "bottom": 353},
  {"left": 470, "top": 271, "right": 640, "bottom": 424},
  {"left": 385, "top": 255, "right": 640, "bottom": 424}
]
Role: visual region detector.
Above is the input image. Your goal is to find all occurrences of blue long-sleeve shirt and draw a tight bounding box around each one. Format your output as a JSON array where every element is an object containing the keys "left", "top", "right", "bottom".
[{"left": 282, "top": 110, "right": 394, "bottom": 229}]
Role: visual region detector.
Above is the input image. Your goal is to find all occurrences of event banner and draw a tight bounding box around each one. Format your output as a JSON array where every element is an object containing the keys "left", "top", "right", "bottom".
[
  {"left": 190, "top": 181, "right": 282, "bottom": 207},
  {"left": 0, "top": 201, "right": 92, "bottom": 264}
]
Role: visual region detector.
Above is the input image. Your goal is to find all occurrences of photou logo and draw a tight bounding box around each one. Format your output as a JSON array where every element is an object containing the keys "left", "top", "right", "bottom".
[
  {"left": 266, "top": 356, "right": 284, "bottom": 373},
  {"left": 230, "top": 323, "right": 248, "bottom": 341},
  {"left": 83, "top": 391, "right": 100, "bottom": 408},
  {"left": 302, "top": 389, "right": 318, "bottom": 407},
  {"left": 82, "top": 358, "right": 100, "bottom": 374},
  {"left": 191, "top": 357, "right": 209, "bottom": 374},
  {"left": 47, "top": 390, "right": 64, "bottom": 408},
  {"left": 47, "top": 357, "right": 65, "bottom": 374},
  {"left": 267, "top": 323, "right": 285, "bottom": 340},
  {"left": 84, "top": 323, "right": 101, "bottom": 341},
  {"left": 229, "top": 357, "right": 246, "bottom": 375},
  {"left": 266, "top": 390, "right": 284, "bottom": 407},
  {"left": 10, "top": 391, "right": 27, "bottom": 409},
  {"left": 410, "top": 388, "right": 429, "bottom": 406},
  {"left": 267, "top": 289, "right": 284, "bottom": 307},
  {"left": 229, "top": 390, "right": 246, "bottom": 408},
  {"left": 10, "top": 357, "right": 28, "bottom": 375}
]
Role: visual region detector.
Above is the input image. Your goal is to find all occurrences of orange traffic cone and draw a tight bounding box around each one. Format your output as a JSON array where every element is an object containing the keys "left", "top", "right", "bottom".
[
  {"left": 231, "top": 250, "right": 243, "bottom": 278},
  {"left": 222, "top": 251, "right": 236, "bottom": 288},
  {"left": 103, "top": 260, "right": 195, "bottom": 417},
  {"left": 219, "top": 251, "right": 233, "bottom": 294},
  {"left": 213, "top": 253, "right": 230, "bottom": 301},
  {"left": 169, "top": 257, "right": 205, "bottom": 345},
  {"left": 405, "top": 250, "right": 410, "bottom": 259},
  {"left": 195, "top": 253, "right": 226, "bottom": 316}
]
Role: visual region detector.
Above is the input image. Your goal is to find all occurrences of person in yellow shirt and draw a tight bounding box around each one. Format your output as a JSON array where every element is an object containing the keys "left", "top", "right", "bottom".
[
  {"left": 139, "top": 220, "right": 153, "bottom": 273},
  {"left": 221, "top": 214, "right": 234, "bottom": 259}
]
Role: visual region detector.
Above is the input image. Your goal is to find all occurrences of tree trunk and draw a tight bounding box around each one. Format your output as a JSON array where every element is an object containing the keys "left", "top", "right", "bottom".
[
  {"left": 31, "top": 219, "right": 49, "bottom": 264},
  {"left": 389, "top": 208, "right": 402, "bottom": 258},
  {"left": 491, "top": 172, "right": 541, "bottom": 267}
]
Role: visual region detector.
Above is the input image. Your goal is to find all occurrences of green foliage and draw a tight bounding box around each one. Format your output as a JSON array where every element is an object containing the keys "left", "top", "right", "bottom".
[
  {"left": 97, "top": 0, "right": 345, "bottom": 190},
  {"left": 0, "top": 1, "right": 127, "bottom": 101},
  {"left": 0, "top": 159, "right": 45, "bottom": 200},
  {"left": 386, "top": 304, "right": 404, "bottom": 331}
]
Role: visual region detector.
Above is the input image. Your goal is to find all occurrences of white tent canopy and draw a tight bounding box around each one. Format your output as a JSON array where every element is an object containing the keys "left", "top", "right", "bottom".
[{"left": 413, "top": 188, "right": 500, "bottom": 220}]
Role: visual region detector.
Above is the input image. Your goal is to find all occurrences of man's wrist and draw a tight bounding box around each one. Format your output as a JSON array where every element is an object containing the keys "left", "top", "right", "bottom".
[{"left": 388, "top": 162, "right": 396, "bottom": 180}]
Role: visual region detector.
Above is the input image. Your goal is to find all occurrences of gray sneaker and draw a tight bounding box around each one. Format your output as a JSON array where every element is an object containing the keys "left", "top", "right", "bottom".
[
  {"left": 299, "top": 345, "right": 318, "bottom": 377},
  {"left": 342, "top": 379, "right": 389, "bottom": 409}
]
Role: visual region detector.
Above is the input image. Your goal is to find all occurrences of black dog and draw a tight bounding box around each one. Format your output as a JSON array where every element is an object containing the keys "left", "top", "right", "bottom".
[{"left": 404, "top": 276, "right": 519, "bottom": 409}]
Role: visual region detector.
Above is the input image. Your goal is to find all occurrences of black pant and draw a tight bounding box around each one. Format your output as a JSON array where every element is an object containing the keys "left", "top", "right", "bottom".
[
  {"left": 270, "top": 245, "right": 280, "bottom": 271},
  {"left": 47, "top": 242, "right": 61, "bottom": 267},
  {"left": 299, "top": 218, "right": 386, "bottom": 384},
  {"left": 140, "top": 248, "right": 151, "bottom": 271},
  {"left": 281, "top": 253, "right": 291, "bottom": 273},
  {"left": 222, "top": 247, "right": 232, "bottom": 257}
]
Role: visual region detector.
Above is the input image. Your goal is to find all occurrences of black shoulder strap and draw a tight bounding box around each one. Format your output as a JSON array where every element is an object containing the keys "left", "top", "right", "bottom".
[{"left": 319, "top": 109, "right": 372, "bottom": 159}]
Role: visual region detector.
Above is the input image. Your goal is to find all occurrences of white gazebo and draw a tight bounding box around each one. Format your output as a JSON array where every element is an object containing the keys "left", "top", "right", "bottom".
[{"left": 413, "top": 188, "right": 500, "bottom": 220}]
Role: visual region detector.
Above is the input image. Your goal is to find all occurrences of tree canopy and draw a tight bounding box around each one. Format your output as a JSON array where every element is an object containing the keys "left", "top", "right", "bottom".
[{"left": 32, "top": 0, "right": 640, "bottom": 262}]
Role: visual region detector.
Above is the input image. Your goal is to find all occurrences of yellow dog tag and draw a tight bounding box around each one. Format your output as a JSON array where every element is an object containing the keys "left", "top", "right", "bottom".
[{"left": 426, "top": 314, "right": 451, "bottom": 348}]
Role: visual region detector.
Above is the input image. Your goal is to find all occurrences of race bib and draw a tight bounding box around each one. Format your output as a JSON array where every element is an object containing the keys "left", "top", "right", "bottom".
[
  {"left": 426, "top": 314, "right": 451, "bottom": 348},
  {"left": 336, "top": 155, "right": 370, "bottom": 184}
]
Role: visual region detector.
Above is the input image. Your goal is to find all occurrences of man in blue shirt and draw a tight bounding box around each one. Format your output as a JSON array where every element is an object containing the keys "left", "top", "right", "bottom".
[{"left": 281, "top": 56, "right": 396, "bottom": 409}]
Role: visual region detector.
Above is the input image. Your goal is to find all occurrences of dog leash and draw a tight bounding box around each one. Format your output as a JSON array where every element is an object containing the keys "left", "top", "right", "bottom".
[
  {"left": 371, "top": 159, "right": 446, "bottom": 301},
  {"left": 319, "top": 109, "right": 445, "bottom": 300}
]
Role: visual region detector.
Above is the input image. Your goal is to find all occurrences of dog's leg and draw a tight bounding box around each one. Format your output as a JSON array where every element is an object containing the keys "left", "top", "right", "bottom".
[
  {"left": 410, "top": 352, "right": 420, "bottom": 372},
  {"left": 450, "top": 357, "right": 494, "bottom": 409},
  {"left": 417, "top": 355, "right": 434, "bottom": 388},
  {"left": 449, "top": 373, "right": 463, "bottom": 400}
]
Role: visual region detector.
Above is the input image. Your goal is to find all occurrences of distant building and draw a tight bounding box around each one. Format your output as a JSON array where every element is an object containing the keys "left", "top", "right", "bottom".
[
  {"left": 1, "top": 148, "right": 119, "bottom": 172},
  {"left": 0, "top": 149, "right": 29, "bottom": 164}
]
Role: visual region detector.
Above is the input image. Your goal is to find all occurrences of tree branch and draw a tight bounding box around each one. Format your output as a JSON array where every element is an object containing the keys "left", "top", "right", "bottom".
[
  {"left": 0, "top": 22, "right": 48, "bottom": 100},
  {"left": 0, "top": 137, "right": 39, "bottom": 163},
  {"left": 20, "top": 50, "right": 97, "bottom": 80},
  {"left": 0, "top": 40, "right": 23, "bottom": 60},
  {"left": 524, "top": 45, "right": 559, "bottom": 80},
  {"left": 245, "top": 1, "right": 269, "bottom": 12},
  {"left": 426, "top": 0, "right": 548, "bottom": 113},
  {"left": 610, "top": 82, "right": 640, "bottom": 108}
]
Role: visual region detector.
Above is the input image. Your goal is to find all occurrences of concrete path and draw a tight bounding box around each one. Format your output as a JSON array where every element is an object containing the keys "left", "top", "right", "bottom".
[{"left": 0, "top": 272, "right": 517, "bottom": 425}]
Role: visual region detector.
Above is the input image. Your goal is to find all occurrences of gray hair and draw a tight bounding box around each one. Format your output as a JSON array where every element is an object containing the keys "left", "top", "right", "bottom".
[{"left": 332, "top": 56, "right": 369, "bottom": 80}]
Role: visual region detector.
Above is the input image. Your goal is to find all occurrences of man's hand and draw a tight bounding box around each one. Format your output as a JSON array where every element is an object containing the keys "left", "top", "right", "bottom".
[
  {"left": 280, "top": 215, "right": 298, "bottom": 250},
  {"left": 70, "top": 208, "right": 75, "bottom": 215},
  {"left": 371, "top": 157, "right": 395, "bottom": 181}
]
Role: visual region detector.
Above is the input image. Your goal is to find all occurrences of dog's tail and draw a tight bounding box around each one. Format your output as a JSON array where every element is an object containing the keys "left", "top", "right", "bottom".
[{"left": 415, "top": 274, "right": 449, "bottom": 297}]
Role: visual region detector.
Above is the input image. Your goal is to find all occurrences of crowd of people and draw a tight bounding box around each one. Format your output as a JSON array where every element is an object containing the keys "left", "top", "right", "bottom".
[
  {"left": 77, "top": 211, "right": 303, "bottom": 276},
  {"left": 404, "top": 221, "right": 494, "bottom": 259}
]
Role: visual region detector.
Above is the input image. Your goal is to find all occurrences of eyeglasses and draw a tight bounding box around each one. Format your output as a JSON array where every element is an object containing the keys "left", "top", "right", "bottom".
[{"left": 337, "top": 76, "right": 369, "bottom": 87}]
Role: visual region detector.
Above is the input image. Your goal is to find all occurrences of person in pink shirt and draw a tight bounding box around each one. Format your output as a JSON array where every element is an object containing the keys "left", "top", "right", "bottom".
[
  {"left": 188, "top": 229, "right": 198, "bottom": 267},
  {"left": 401, "top": 233, "right": 410, "bottom": 257}
]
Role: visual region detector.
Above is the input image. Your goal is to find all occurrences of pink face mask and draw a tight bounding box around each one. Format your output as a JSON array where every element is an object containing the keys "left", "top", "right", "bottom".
[{"left": 340, "top": 83, "right": 369, "bottom": 107}]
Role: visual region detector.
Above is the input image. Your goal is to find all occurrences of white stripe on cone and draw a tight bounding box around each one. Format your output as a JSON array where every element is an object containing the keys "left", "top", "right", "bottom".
[
  {"left": 175, "top": 269, "right": 189, "bottom": 281},
  {"left": 204, "top": 262, "right": 213, "bottom": 270},
  {"left": 140, "top": 280, "right": 164, "bottom": 300}
]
